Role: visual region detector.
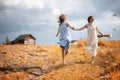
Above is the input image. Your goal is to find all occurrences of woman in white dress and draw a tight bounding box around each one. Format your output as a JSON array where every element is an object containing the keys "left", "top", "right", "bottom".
[
  {"left": 74, "top": 16, "right": 103, "bottom": 64},
  {"left": 56, "top": 14, "right": 74, "bottom": 64}
]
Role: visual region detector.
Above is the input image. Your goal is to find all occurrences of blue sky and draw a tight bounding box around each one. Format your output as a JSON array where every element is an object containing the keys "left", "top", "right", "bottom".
[{"left": 0, "top": 0, "right": 120, "bottom": 44}]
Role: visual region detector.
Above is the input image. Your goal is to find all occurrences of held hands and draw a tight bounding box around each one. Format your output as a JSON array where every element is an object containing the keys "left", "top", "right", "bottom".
[
  {"left": 71, "top": 27, "right": 74, "bottom": 30},
  {"left": 71, "top": 27, "right": 75, "bottom": 30},
  {"left": 71, "top": 26, "right": 83, "bottom": 31},
  {"left": 71, "top": 27, "right": 78, "bottom": 30}
]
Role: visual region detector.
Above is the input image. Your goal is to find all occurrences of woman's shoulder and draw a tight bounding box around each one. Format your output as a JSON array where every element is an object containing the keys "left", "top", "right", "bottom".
[
  {"left": 93, "top": 23, "right": 97, "bottom": 27},
  {"left": 60, "top": 22, "right": 65, "bottom": 25},
  {"left": 84, "top": 23, "right": 89, "bottom": 27},
  {"left": 64, "top": 22, "right": 69, "bottom": 26},
  {"left": 61, "top": 22, "right": 67, "bottom": 25},
  {"left": 60, "top": 22, "right": 67, "bottom": 27}
]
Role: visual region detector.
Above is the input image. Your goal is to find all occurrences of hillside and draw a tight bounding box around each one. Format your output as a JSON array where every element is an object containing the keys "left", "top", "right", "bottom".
[{"left": 0, "top": 40, "right": 120, "bottom": 80}]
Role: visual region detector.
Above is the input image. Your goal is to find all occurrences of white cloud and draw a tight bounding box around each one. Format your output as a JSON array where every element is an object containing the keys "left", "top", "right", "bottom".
[
  {"left": 0, "top": 0, "right": 120, "bottom": 44},
  {"left": 21, "top": 0, "right": 44, "bottom": 9},
  {"left": 4, "top": 0, "right": 44, "bottom": 9},
  {"left": 52, "top": 8, "right": 60, "bottom": 15},
  {"left": 48, "top": 0, "right": 96, "bottom": 16},
  {"left": 4, "top": 0, "right": 20, "bottom": 6}
]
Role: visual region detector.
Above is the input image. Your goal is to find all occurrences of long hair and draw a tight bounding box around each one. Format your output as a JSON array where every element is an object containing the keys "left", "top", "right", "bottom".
[{"left": 58, "top": 14, "right": 66, "bottom": 25}]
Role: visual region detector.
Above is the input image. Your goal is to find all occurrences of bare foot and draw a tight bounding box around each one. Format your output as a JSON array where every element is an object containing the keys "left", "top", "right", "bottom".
[{"left": 91, "top": 60, "right": 94, "bottom": 64}]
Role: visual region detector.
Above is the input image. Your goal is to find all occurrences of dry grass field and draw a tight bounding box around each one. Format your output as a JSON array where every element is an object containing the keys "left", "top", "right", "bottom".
[{"left": 0, "top": 39, "right": 120, "bottom": 80}]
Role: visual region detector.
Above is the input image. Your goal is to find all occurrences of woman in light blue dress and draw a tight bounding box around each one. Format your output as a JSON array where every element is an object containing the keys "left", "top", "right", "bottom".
[{"left": 56, "top": 14, "right": 74, "bottom": 64}]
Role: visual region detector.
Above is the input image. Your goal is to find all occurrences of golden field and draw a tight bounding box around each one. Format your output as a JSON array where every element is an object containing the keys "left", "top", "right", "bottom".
[{"left": 0, "top": 39, "right": 120, "bottom": 80}]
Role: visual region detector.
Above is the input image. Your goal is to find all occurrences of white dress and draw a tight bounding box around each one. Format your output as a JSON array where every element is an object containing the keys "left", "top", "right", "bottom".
[{"left": 86, "top": 23, "right": 98, "bottom": 57}]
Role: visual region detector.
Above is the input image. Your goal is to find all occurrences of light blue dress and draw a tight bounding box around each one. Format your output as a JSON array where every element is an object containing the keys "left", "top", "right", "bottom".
[{"left": 59, "top": 22, "right": 71, "bottom": 51}]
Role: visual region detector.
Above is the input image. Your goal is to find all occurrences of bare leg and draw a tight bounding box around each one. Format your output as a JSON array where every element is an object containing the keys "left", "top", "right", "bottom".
[
  {"left": 62, "top": 48, "right": 65, "bottom": 64},
  {"left": 91, "top": 56, "right": 94, "bottom": 64},
  {"left": 64, "top": 50, "right": 68, "bottom": 57},
  {"left": 91, "top": 49, "right": 97, "bottom": 64}
]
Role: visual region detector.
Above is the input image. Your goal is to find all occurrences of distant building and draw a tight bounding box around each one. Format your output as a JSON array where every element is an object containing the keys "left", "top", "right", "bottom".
[{"left": 12, "top": 34, "right": 36, "bottom": 44}]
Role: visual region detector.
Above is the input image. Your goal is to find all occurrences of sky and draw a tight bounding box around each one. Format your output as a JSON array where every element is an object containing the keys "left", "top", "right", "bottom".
[{"left": 0, "top": 0, "right": 120, "bottom": 45}]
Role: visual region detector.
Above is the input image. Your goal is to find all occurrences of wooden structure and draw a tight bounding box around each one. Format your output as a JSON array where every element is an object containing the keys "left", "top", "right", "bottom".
[{"left": 12, "top": 34, "right": 36, "bottom": 44}]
